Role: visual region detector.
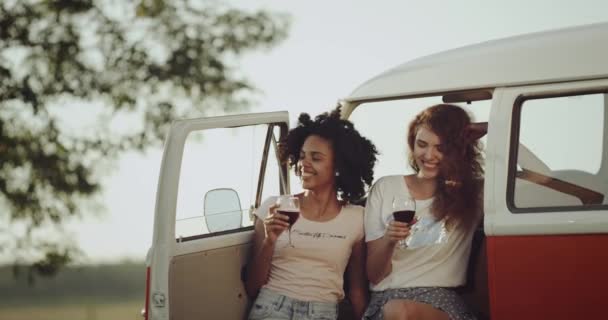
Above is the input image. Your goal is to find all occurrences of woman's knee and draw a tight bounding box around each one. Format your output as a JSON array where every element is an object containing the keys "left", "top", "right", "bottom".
[{"left": 382, "top": 300, "right": 420, "bottom": 320}]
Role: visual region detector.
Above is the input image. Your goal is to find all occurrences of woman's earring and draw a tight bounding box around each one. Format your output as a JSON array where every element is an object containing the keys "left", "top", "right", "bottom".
[{"left": 335, "top": 171, "right": 340, "bottom": 177}]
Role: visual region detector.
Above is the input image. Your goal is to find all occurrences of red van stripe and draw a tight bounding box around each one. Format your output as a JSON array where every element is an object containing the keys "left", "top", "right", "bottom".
[
  {"left": 145, "top": 266, "right": 151, "bottom": 320},
  {"left": 487, "top": 234, "right": 608, "bottom": 320}
]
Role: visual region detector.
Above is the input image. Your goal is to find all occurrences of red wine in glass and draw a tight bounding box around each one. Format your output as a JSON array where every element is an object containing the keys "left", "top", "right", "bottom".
[
  {"left": 278, "top": 209, "right": 300, "bottom": 227},
  {"left": 393, "top": 210, "right": 415, "bottom": 223},
  {"left": 276, "top": 195, "right": 300, "bottom": 247},
  {"left": 392, "top": 195, "right": 416, "bottom": 248}
]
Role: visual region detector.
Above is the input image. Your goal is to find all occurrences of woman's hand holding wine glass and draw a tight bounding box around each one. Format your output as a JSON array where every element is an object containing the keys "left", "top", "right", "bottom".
[
  {"left": 276, "top": 196, "right": 300, "bottom": 247},
  {"left": 263, "top": 204, "right": 289, "bottom": 244},
  {"left": 384, "top": 194, "right": 416, "bottom": 248},
  {"left": 264, "top": 195, "right": 300, "bottom": 247}
]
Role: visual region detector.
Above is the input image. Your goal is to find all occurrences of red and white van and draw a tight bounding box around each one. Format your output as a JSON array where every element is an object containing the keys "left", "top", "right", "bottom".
[{"left": 143, "top": 22, "right": 608, "bottom": 319}]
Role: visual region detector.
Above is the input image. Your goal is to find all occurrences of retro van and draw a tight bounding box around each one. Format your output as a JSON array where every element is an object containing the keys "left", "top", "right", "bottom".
[{"left": 143, "top": 22, "right": 608, "bottom": 319}]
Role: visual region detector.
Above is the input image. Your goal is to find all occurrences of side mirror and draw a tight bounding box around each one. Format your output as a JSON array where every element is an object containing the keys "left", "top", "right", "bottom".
[{"left": 204, "top": 188, "right": 243, "bottom": 233}]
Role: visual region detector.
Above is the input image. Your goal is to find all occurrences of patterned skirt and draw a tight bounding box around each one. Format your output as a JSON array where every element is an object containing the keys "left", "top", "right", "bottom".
[{"left": 363, "top": 287, "right": 477, "bottom": 320}]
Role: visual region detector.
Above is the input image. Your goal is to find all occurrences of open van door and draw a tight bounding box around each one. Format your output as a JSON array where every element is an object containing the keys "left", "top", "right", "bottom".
[
  {"left": 484, "top": 80, "right": 608, "bottom": 319},
  {"left": 144, "top": 112, "right": 290, "bottom": 320}
]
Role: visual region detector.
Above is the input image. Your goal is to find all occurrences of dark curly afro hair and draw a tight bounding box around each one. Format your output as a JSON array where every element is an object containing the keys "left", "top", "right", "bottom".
[{"left": 280, "top": 107, "right": 378, "bottom": 203}]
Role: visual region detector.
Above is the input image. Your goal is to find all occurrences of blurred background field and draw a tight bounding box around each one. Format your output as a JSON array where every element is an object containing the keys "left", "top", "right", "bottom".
[
  {"left": 0, "top": 300, "right": 141, "bottom": 320},
  {"left": 0, "top": 262, "right": 145, "bottom": 320}
]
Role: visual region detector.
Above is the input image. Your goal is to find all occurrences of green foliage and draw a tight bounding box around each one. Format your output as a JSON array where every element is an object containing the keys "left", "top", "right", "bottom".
[{"left": 0, "top": 0, "right": 289, "bottom": 278}]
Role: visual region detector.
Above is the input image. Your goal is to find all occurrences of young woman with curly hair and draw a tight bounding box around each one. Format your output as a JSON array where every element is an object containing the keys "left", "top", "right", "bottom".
[
  {"left": 246, "top": 108, "right": 378, "bottom": 320},
  {"left": 364, "top": 104, "right": 484, "bottom": 320}
]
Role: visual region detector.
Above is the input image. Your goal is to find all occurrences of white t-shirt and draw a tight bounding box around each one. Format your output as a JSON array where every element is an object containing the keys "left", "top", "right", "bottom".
[
  {"left": 364, "top": 175, "right": 479, "bottom": 291},
  {"left": 255, "top": 196, "right": 364, "bottom": 302}
]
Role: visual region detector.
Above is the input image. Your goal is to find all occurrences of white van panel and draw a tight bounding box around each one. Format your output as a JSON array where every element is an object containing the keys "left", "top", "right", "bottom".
[{"left": 485, "top": 81, "right": 608, "bottom": 236}]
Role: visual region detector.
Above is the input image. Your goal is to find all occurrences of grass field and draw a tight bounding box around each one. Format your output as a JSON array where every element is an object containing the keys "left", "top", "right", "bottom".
[
  {"left": 0, "top": 263, "right": 146, "bottom": 320},
  {"left": 0, "top": 299, "right": 143, "bottom": 320}
]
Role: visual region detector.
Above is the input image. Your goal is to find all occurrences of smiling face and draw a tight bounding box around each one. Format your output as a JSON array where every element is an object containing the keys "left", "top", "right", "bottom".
[
  {"left": 298, "top": 135, "right": 336, "bottom": 191},
  {"left": 412, "top": 126, "right": 444, "bottom": 180}
]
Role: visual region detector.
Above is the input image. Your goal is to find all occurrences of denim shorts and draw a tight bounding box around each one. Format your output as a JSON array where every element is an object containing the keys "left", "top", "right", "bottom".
[{"left": 248, "top": 288, "right": 338, "bottom": 320}]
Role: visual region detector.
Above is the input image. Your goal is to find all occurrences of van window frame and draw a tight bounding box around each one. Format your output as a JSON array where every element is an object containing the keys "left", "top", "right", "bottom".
[
  {"left": 506, "top": 89, "right": 608, "bottom": 214},
  {"left": 175, "top": 121, "right": 289, "bottom": 242}
]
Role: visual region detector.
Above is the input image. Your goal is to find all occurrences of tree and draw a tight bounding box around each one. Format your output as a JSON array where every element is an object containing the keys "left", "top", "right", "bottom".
[{"left": 0, "top": 0, "right": 289, "bottom": 280}]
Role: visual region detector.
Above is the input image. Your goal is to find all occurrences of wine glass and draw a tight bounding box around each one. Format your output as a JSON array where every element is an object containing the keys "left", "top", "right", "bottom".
[
  {"left": 392, "top": 194, "right": 416, "bottom": 248},
  {"left": 276, "top": 195, "right": 300, "bottom": 247}
]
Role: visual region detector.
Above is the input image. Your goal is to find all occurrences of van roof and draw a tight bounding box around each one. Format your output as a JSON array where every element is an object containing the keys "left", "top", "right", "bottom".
[{"left": 345, "top": 22, "right": 608, "bottom": 103}]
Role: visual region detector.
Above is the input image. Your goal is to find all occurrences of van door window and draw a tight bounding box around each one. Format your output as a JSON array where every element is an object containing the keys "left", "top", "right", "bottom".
[
  {"left": 509, "top": 92, "right": 607, "bottom": 212},
  {"left": 174, "top": 124, "right": 281, "bottom": 240}
]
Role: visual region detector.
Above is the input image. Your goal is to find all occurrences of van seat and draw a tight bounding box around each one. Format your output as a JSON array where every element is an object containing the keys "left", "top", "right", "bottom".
[{"left": 459, "top": 227, "right": 490, "bottom": 320}]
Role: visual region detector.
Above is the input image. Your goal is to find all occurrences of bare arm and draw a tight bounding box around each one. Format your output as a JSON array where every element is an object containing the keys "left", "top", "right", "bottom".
[
  {"left": 245, "top": 205, "right": 289, "bottom": 297},
  {"left": 366, "top": 221, "right": 412, "bottom": 285},
  {"left": 244, "top": 218, "right": 274, "bottom": 297},
  {"left": 346, "top": 238, "right": 368, "bottom": 320}
]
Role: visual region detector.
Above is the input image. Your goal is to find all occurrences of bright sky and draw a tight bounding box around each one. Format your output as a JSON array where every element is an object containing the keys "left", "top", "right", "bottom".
[{"left": 64, "top": 0, "right": 608, "bottom": 263}]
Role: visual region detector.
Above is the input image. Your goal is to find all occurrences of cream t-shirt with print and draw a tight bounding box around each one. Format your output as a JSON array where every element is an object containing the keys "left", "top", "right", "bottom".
[
  {"left": 255, "top": 196, "right": 364, "bottom": 303},
  {"left": 364, "top": 175, "right": 480, "bottom": 291}
]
